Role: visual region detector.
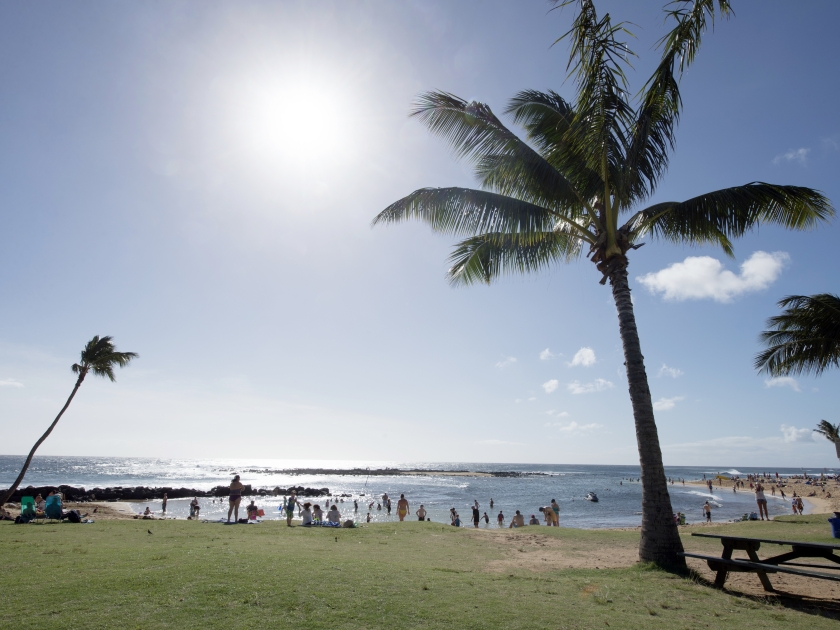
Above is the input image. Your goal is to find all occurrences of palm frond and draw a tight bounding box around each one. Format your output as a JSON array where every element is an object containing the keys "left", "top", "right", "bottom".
[
  {"left": 623, "top": 1, "right": 733, "bottom": 205},
  {"left": 815, "top": 420, "right": 840, "bottom": 443},
  {"left": 410, "top": 91, "right": 586, "bottom": 212},
  {"left": 504, "top": 89, "right": 603, "bottom": 203},
  {"left": 373, "top": 187, "right": 595, "bottom": 243},
  {"left": 627, "top": 183, "right": 834, "bottom": 256},
  {"left": 75, "top": 335, "right": 139, "bottom": 381},
  {"left": 557, "top": 0, "right": 636, "bottom": 191},
  {"left": 755, "top": 294, "right": 840, "bottom": 377},
  {"left": 446, "top": 228, "right": 585, "bottom": 286}
]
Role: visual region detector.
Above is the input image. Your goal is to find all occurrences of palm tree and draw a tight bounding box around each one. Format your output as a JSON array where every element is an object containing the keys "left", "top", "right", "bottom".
[
  {"left": 814, "top": 420, "right": 840, "bottom": 460},
  {"left": 755, "top": 293, "right": 840, "bottom": 376},
  {"left": 373, "top": 0, "right": 834, "bottom": 567},
  {"left": 0, "top": 336, "right": 138, "bottom": 506}
]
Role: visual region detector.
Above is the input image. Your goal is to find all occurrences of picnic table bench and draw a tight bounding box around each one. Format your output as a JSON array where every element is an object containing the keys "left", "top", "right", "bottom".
[{"left": 679, "top": 533, "right": 840, "bottom": 592}]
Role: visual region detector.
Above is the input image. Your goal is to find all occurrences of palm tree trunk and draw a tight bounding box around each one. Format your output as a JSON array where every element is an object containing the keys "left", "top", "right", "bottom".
[
  {"left": 0, "top": 373, "right": 86, "bottom": 506},
  {"left": 608, "top": 259, "right": 685, "bottom": 568}
]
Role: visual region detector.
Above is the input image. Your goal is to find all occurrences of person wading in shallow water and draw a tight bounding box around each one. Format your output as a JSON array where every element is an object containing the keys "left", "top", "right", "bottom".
[
  {"left": 397, "top": 494, "right": 409, "bottom": 522},
  {"left": 227, "top": 475, "right": 244, "bottom": 523}
]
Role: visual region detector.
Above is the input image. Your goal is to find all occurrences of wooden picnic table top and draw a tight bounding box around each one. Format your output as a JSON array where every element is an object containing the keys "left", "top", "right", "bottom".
[{"left": 691, "top": 532, "right": 840, "bottom": 550}]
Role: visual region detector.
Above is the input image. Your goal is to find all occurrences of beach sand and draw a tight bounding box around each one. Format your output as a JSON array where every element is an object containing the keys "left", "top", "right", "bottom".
[{"left": 686, "top": 478, "right": 840, "bottom": 515}]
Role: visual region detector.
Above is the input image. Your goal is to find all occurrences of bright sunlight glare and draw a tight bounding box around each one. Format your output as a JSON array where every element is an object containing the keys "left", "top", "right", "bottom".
[{"left": 224, "top": 70, "right": 356, "bottom": 168}]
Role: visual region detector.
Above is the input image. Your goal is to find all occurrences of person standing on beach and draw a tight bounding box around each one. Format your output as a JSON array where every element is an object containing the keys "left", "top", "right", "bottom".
[
  {"left": 472, "top": 505, "right": 480, "bottom": 528},
  {"left": 497, "top": 511, "right": 504, "bottom": 527},
  {"left": 416, "top": 505, "right": 426, "bottom": 521},
  {"left": 539, "top": 506, "right": 558, "bottom": 527},
  {"left": 703, "top": 501, "right": 712, "bottom": 522},
  {"left": 284, "top": 492, "right": 299, "bottom": 527},
  {"left": 354, "top": 500, "right": 358, "bottom": 512},
  {"left": 162, "top": 493, "right": 167, "bottom": 513},
  {"left": 754, "top": 483, "right": 769, "bottom": 521},
  {"left": 550, "top": 499, "right": 560, "bottom": 525},
  {"left": 397, "top": 494, "right": 409, "bottom": 522},
  {"left": 227, "top": 475, "right": 244, "bottom": 523}
]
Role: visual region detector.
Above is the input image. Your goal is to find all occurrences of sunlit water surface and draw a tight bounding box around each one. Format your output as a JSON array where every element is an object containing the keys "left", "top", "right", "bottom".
[{"left": 1, "top": 457, "right": 830, "bottom": 527}]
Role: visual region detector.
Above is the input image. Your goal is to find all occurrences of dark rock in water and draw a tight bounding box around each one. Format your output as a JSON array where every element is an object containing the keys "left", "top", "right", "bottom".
[{"left": 1, "top": 483, "right": 331, "bottom": 503}]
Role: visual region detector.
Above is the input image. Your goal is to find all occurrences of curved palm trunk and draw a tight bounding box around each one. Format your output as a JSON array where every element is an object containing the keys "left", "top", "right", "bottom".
[
  {"left": 608, "top": 260, "right": 685, "bottom": 568},
  {"left": 0, "top": 373, "right": 86, "bottom": 506}
]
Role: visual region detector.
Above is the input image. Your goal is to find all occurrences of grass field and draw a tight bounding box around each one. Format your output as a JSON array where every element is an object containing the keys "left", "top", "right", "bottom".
[{"left": 1, "top": 515, "right": 838, "bottom": 629}]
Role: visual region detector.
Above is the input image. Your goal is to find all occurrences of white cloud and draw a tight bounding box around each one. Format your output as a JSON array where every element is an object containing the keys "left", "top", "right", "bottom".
[
  {"left": 568, "top": 347, "right": 596, "bottom": 367},
  {"left": 495, "top": 356, "right": 517, "bottom": 368},
  {"left": 527, "top": 397, "right": 536, "bottom": 402},
  {"left": 765, "top": 376, "right": 800, "bottom": 392},
  {"left": 0, "top": 378, "right": 23, "bottom": 388},
  {"left": 780, "top": 424, "right": 815, "bottom": 443},
  {"left": 543, "top": 410, "right": 570, "bottom": 417},
  {"left": 653, "top": 396, "right": 684, "bottom": 411},
  {"left": 546, "top": 421, "right": 602, "bottom": 432},
  {"left": 823, "top": 135, "right": 840, "bottom": 152},
  {"left": 542, "top": 379, "right": 559, "bottom": 394},
  {"left": 637, "top": 251, "right": 789, "bottom": 303},
  {"left": 478, "top": 439, "right": 524, "bottom": 446},
  {"left": 657, "top": 364, "right": 683, "bottom": 378},
  {"left": 539, "top": 348, "right": 557, "bottom": 361},
  {"left": 772, "top": 147, "right": 810, "bottom": 166},
  {"left": 567, "top": 379, "right": 614, "bottom": 395}
]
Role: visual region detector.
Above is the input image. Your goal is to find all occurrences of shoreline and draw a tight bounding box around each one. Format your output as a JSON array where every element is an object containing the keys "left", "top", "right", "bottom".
[{"left": 684, "top": 479, "right": 837, "bottom": 516}]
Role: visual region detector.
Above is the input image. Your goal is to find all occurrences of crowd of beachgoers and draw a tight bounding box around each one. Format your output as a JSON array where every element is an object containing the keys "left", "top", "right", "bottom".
[{"left": 5, "top": 470, "right": 839, "bottom": 526}]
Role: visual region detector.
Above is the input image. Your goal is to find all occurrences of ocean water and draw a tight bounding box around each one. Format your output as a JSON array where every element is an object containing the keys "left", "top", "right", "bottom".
[{"left": 1, "top": 456, "right": 831, "bottom": 527}]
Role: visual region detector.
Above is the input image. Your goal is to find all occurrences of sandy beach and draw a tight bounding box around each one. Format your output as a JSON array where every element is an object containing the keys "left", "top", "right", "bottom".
[{"left": 686, "top": 478, "right": 840, "bottom": 515}]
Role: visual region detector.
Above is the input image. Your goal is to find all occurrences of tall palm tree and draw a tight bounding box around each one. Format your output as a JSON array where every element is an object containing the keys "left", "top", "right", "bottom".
[
  {"left": 0, "top": 336, "right": 138, "bottom": 506},
  {"left": 373, "top": 0, "right": 834, "bottom": 567},
  {"left": 814, "top": 420, "right": 840, "bottom": 460},
  {"left": 755, "top": 293, "right": 840, "bottom": 377}
]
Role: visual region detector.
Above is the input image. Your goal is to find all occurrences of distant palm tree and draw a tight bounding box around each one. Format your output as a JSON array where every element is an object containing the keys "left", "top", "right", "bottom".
[
  {"left": 815, "top": 420, "right": 840, "bottom": 460},
  {"left": 755, "top": 293, "right": 840, "bottom": 376},
  {"left": 0, "top": 336, "right": 138, "bottom": 506},
  {"left": 373, "top": 0, "right": 834, "bottom": 567}
]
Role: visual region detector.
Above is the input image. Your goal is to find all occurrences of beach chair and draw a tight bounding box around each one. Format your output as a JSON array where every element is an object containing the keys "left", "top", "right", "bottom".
[
  {"left": 20, "top": 496, "right": 36, "bottom": 520},
  {"left": 44, "top": 495, "right": 63, "bottom": 521}
]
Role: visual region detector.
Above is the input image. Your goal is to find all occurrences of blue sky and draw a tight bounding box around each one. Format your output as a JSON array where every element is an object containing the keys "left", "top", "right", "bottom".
[{"left": 1, "top": 1, "right": 838, "bottom": 467}]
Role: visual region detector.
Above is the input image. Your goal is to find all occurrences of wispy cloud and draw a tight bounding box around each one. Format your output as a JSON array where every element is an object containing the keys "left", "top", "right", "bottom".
[
  {"left": 543, "top": 410, "right": 570, "bottom": 418},
  {"left": 637, "top": 251, "right": 788, "bottom": 302},
  {"left": 657, "top": 364, "right": 683, "bottom": 378},
  {"left": 567, "top": 379, "right": 613, "bottom": 395},
  {"left": 568, "top": 347, "right": 596, "bottom": 367},
  {"left": 772, "top": 147, "right": 810, "bottom": 166},
  {"left": 478, "top": 438, "right": 524, "bottom": 446},
  {"left": 822, "top": 135, "right": 840, "bottom": 152},
  {"left": 495, "top": 356, "right": 517, "bottom": 369},
  {"left": 780, "top": 424, "right": 816, "bottom": 443},
  {"left": 765, "top": 376, "right": 800, "bottom": 392},
  {"left": 0, "top": 378, "right": 23, "bottom": 388},
  {"left": 542, "top": 379, "right": 559, "bottom": 394},
  {"left": 539, "top": 348, "right": 558, "bottom": 361},
  {"left": 653, "top": 396, "right": 684, "bottom": 411},
  {"left": 545, "top": 421, "right": 602, "bottom": 432}
]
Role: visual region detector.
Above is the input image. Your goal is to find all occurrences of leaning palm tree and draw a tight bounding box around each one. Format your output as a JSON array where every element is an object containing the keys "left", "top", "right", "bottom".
[
  {"left": 814, "top": 420, "right": 840, "bottom": 460},
  {"left": 0, "top": 336, "right": 138, "bottom": 506},
  {"left": 373, "top": 0, "right": 834, "bottom": 567},
  {"left": 755, "top": 293, "right": 840, "bottom": 377}
]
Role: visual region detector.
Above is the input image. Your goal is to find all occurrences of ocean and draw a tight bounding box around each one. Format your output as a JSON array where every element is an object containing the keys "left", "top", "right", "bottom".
[{"left": 1, "top": 456, "right": 830, "bottom": 527}]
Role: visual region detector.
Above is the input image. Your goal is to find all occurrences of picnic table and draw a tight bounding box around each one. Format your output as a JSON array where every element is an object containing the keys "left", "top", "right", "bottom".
[{"left": 680, "top": 533, "right": 840, "bottom": 592}]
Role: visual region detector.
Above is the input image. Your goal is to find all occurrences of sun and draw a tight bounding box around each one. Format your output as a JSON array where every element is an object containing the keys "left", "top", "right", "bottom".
[{"left": 223, "top": 68, "right": 356, "bottom": 168}]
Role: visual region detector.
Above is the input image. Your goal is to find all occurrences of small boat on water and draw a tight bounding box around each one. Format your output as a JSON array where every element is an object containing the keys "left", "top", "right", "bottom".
[{"left": 585, "top": 492, "right": 599, "bottom": 502}]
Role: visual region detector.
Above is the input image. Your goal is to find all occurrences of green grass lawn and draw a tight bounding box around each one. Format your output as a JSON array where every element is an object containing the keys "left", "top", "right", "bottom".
[{"left": 1, "top": 515, "right": 838, "bottom": 629}]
